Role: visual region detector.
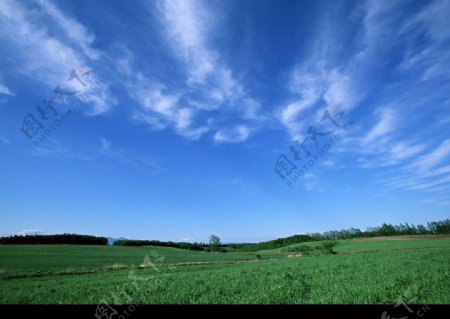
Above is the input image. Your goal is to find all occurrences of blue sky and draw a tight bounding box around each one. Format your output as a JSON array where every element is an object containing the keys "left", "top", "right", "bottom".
[{"left": 0, "top": 0, "right": 449, "bottom": 243}]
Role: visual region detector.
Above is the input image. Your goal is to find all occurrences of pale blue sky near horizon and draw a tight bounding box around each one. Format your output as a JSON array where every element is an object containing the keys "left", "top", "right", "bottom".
[{"left": 0, "top": 0, "right": 449, "bottom": 243}]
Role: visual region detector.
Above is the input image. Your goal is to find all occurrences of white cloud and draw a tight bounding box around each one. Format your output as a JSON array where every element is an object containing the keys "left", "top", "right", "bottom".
[
  {"left": 362, "top": 107, "right": 396, "bottom": 144},
  {"left": 106, "top": 0, "right": 264, "bottom": 142},
  {"left": 157, "top": 0, "right": 242, "bottom": 104},
  {"left": 412, "top": 0, "right": 450, "bottom": 42},
  {"left": 396, "top": 0, "right": 450, "bottom": 81},
  {"left": 410, "top": 139, "right": 450, "bottom": 172},
  {"left": 279, "top": 69, "right": 323, "bottom": 139},
  {"left": 122, "top": 67, "right": 210, "bottom": 140},
  {"left": 405, "top": 174, "right": 450, "bottom": 191},
  {"left": 0, "top": 0, "right": 114, "bottom": 115},
  {"left": 274, "top": 0, "right": 450, "bottom": 201},
  {"left": 132, "top": 112, "right": 167, "bottom": 131},
  {"left": 0, "top": 83, "right": 14, "bottom": 96},
  {"left": 174, "top": 108, "right": 210, "bottom": 140},
  {"left": 358, "top": 0, "right": 404, "bottom": 60},
  {"left": 82, "top": 86, "right": 116, "bottom": 115},
  {"left": 0, "top": 0, "right": 82, "bottom": 83},
  {"left": 145, "top": 0, "right": 261, "bottom": 140},
  {"left": 279, "top": 62, "right": 360, "bottom": 140},
  {"left": 37, "top": 0, "right": 100, "bottom": 60},
  {"left": 214, "top": 125, "right": 250, "bottom": 143},
  {"left": 389, "top": 142, "right": 425, "bottom": 161},
  {"left": 381, "top": 163, "right": 450, "bottom": 191},
  {"left": 18, "top": 229, "right": 44, "bottom": 236},
  {"left": 323, "top": 70, "right": 359, "bottom": 112},
  {"left": 377, "top": 142, "right": 450, "bottom": 196},
  {"left": 146, "top": 93, "right": 178, "bottom": 118},
  {"left": 157, "top": 0, "right": 217, "bottom": 84}
]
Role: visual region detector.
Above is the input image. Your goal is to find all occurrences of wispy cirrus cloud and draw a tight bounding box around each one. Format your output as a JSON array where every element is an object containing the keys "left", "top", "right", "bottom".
[
  {"left": 0, "top": 0, "right": 114, "bottom": 115},
  {"left": 125, "top": 0, "right": 263, "bottom": 143},
  {"left": 156, "top": 0, "right": 216, "bottom": 85},
  {"left": 0, "top": 83, "right": 14, "bottom": 96},
  {"left": 376, "top": 141, "right": 450, "bottom": 195},
  {"left": 274, "top": 0, "right": 450, "bottom": 203},
  {"left": 116, "top": 55, "right": 211, "bottom": 140},
  {"left": 398, "top": 0, "right": 450, "bottom": 81},
  {"left": 214, "top": 125, "right": 251, "bottom": 144},
  {"left": 388, "top": 142, "right": 426, "bottom": 161},
  {"left": 361, "top": 107, "right": 396, "bottom": 145},
  {"left": 156, "top": 0, "right": 260, "bottom": 116},
  {"left": 37, "top": 0, "right": 101, "bottom": 60},
  {"left": 279, "top": 64, "right": 360, "bottom": 140},
  {"left": 2, "top": 0, "right": 259, "bottom": 144},
  {"left": 408, "top": 140, "right": 450, "bottom": 172}
]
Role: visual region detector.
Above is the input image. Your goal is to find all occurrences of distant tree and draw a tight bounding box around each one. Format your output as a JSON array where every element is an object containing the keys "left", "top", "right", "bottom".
[
  {"left": 427, "top": 222, "right": 437, "bottom": 233},
  {"left": 435, "top": 219, "right": 450, "bottom": 234},
  {"left": 416, "top": 224, "right": 427, "bottom": 235},
  {"left": 0, "top": 234, "right": 107, "bottom": 245},
  {"left": 209, "top": 234, "right": 221, "bottom": 252},
  {"left": 231, "top": 219, "right": 450, "bottom": 252},
  {"left": 112, "top": 239, "right": 206, "bottom": 251}
]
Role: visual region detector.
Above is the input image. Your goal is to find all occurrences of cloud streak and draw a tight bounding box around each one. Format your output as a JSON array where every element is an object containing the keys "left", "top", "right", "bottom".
[
  {"left": 0, "top": 83, "right": 14, "bottom": 96},
  {"left": 117, "top": 0, "right": 265, "bottom": 143},
  {"left": 214, "top": 125, "right": 251, "bottom": 143},
  {"left": 0, "top": 0, "right": 114, "bottom": 115}
]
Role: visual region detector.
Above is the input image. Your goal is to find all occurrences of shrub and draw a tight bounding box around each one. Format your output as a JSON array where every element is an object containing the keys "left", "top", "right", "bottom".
[{"left": 321, "top": 241, "right": 337, "bottom": 254}]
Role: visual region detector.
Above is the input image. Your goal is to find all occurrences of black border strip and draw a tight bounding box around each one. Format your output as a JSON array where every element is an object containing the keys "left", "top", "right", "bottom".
[{"left": 0, "top": 305, "right": 449, "bottom": 319}]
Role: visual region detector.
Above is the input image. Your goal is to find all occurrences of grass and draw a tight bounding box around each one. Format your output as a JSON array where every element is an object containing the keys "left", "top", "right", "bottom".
[
  {"left": 260, "top": 235, "right": 450, "bottom": 255},
  {"left": 334, "top": 236, "right": 450, "bottom": 253},
  {"left": 0, "top": 245, "right": 259, "bottom": 274},
  {"left": 0, "top": 236, "right": 449, "bottom": 304}
]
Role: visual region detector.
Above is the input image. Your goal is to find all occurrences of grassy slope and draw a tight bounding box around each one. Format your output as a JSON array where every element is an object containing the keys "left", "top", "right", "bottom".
[
  {"left": 334, "top": 237, "right": 450, "bottom": 253},
  {"left": 0, "top": 236, "right": 449, "bottom": 304},
  {"left": 0, "top": 249, "right": 448, "bottom": 304},
  {"left": 261, "top": 236, "right": 450, "bottom": 255}
]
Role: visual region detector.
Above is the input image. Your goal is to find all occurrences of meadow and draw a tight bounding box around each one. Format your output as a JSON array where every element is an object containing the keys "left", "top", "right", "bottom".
[{"left": 0, "top": 236, "right": 449, "bottom": 304}]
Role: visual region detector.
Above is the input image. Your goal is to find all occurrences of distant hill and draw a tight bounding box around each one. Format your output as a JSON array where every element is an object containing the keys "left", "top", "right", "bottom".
[{"left": 231, "top": 219, "right": 450, "bottom": 252}]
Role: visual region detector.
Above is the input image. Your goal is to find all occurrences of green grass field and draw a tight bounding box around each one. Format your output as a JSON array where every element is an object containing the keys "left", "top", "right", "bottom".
[
  {"left": 0, "top": 245, "right": 259, "bottom": 274},
  {"left": 0, "top": 236, "right": 449, "bottom": 304}
]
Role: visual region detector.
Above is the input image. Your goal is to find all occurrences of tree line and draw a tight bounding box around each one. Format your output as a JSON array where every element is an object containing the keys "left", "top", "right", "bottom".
[
  {"left": 233, "top": 219, "right": 450, "bottom": 252},
  {"left": 1, "top": 219, "right": 448, "bottom": 249},
  {"left": 113, "top": 239, "right": 207, "bottom": 251},
  {"left": 114, "top": 235, "right": 225, "bottom": 252},
  {"left": 230, "top": 234, "right": 315, "bottom": 252},
  {"left": 0, "top": 233, "right": 108, "bottom": 245}
]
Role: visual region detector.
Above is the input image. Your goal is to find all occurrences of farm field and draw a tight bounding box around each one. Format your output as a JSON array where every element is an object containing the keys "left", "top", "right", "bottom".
[
  {"left": 0, "top": 236, "right": 449, "bottom": 304},
  {"left": 0, "top": 245, "right": 259, "bottom": 274}
]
